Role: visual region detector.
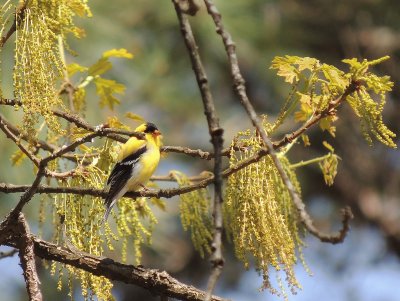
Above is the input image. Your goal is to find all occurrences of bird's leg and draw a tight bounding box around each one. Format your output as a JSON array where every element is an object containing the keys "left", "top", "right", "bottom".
[{"left": 140, "top": 184, "right": 150, "bottom": 191}]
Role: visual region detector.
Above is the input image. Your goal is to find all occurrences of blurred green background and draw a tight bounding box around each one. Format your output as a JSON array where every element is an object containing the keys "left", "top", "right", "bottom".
[{"left": 1, "top": 0, "right": 400, "bottom": 300}]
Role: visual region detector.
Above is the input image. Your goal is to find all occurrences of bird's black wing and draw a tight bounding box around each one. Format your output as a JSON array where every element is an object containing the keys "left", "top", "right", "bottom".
[{"left": 103, "top": 146, "right": 147, "bottom": 221}]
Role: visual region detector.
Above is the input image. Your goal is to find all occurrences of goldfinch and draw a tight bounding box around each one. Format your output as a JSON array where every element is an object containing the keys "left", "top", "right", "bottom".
[{"left": 103, "top": 122, "right": 162, "bottom": 221}]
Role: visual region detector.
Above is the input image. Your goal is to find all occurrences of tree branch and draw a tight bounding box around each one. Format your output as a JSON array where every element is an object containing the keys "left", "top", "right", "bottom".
[
  {"left": 0, "top": 113, "right": 41, "bottom": 167},
  {"left": 0, "top": 248, "right": 18, "bottom": 259},
  {"left": 203, "top": 0, "right": 354, "bottom": 243},
  {"left": 0, "top": 177, "right": 214, "bottom": 200},
  {"left": 172, "top": 2, "right": 225, "bottom": 298},
  {"left": 6, "top": 236, "right": 228, "bottom": 301},
  {"left": 0, "top": 1, "right": 27, "bottom": 48},
  {"left": 17, "top": 213, "right": 43, "bottom": 301},
  {"left": 0, "top": 86, "right": 356, "bottom": 241}
]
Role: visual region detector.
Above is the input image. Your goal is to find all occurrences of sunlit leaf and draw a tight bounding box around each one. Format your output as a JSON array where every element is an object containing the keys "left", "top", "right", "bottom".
[
  {"left": 297, "top": 92, "right": 311, "bottom": 105},
  {"left": 294, "top": 103, "right": 313, "bottom": 122},
  {"left": 125, "top": 112, "right": 145, "bottom": 122},
  {"left": 103, "top": 48, "right": 134, "bottom": 59},
  {"left": 270, "top": 56, "right": 300, "bottom": 84},
  {"left": 73, "top": 87, "right": 86, "bottom": 112},
  {"left": 107, "top": 116, "right": 130, "bottom": 130},
  {"left": 322, "top": 141, "right": 334, "bottom": 152},
  {"left": 296, "top": 56, "right": 319, "bottom": 71},
  {"left": 149, "top": 197, "right": 166, "bottom": 211},
  {"left": 301, "top": 134, "right": 310, "bottom": 147},
  {"left": 11, "top": 149, "right": 26, "bottom": 166},
  {"left": 94, "top": 78, "right": 125, "bottom": 109},
  {"left": 321, "top": 64, "right": 348, "bottom": 90},
  {"left": 88, "top": 57, "right": 112, "bottom": 76},
  {"left": 67, "top": 63, "right": 88, "bottom": 76}
]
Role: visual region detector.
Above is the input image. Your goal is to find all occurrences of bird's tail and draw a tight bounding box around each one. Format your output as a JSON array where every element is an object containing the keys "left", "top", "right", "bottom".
[{"left": 102, "top": 197, "right": 116, "bottom": 223}]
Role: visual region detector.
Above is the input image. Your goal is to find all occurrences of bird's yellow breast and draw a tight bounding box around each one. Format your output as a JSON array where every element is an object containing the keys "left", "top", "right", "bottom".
[{"left": 125, "top": 135, "right": 161, "bottom": 190}]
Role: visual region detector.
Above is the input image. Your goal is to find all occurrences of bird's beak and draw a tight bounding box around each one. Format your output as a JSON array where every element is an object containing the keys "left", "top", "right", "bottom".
[{"left": 153, "top": 130, "right": 161, "bottom": 137}]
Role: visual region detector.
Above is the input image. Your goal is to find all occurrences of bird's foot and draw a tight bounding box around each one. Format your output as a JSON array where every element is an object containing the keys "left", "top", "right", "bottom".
[{"left": 140, "top": 184, "right": 150, "bottom": 191}]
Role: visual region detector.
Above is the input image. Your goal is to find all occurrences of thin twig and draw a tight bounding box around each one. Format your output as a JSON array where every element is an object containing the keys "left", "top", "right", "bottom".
[
  {"left": 6, "top": 129, "right": 109, "bottom": 215},
  {"left": 0, "top": 1, "right": 27, "bottom": 48},
  {"left": 172, "top": 2, "right": 225, "bottom": 299},
  {"left": 0, "top": 113, "right": 41, "bottom": 167},
  {"left": 10, "top": 166, "right": 45, "bottom": 216},
  {"left": 0, "top": 248, "right": 18, "bottom": 259},
  {"left": 274, "top": 82, "right": 358, "bottom": 147},
  {"left": 151, "top": 172, "right": 212, "bottom": 182},
  {"left": 203, "top": 0, "right": 354, "bottom": 243},
  {"left": 0, "top": 176, "right": 214, "bottom": 199},
  {"left": 161, "top": 145, "right": 214, "bottom": 160}
]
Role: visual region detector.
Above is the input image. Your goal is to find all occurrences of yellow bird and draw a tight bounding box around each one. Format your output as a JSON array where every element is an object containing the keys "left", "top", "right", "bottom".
[{"left": 103, "top": 122, "right": 162, "bottom": 221}]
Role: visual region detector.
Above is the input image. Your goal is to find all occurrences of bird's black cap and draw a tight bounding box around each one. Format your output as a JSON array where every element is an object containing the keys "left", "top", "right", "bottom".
[{"left": 144, "top": 122, "right": 159, "bottom": 133}]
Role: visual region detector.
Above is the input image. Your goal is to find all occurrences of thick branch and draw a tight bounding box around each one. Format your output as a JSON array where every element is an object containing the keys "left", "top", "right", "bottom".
[
  {"left": 6, "top": 236, "right": 227, "bottom": 301},
  {"left": 17, "top": 213, "right": 43, "bottom": 301}
]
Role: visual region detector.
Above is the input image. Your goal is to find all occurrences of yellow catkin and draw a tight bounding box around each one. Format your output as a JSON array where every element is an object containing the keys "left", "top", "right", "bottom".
[
  {"left": 40, "top": 139, "right": 157, "bottom": 300},
  {"left": 172, "top": 170, "right": 213, "bottom": 258},
  {"left": 12, "top": 0, "right": 91, "bottom": 139},
  {"left": 225, "top": 126, "right": 308, "bottom": 299}
]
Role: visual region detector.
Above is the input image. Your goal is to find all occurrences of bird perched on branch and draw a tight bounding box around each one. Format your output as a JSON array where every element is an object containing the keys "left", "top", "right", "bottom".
[{"left": 103, "top": 122, "right": 162, "bottom": 221}]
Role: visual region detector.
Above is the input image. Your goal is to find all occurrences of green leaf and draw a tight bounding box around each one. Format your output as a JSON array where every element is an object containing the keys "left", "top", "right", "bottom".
[
  {"left": 149, "top": 197, "right": 166, "bottom": 211},
  {"left": 94, "top": 78, "right": 125, "bottom": 109},
  {"left": 342, "top": 58, "right": 362, "bottom": 70},
  {"left": 102, "top": 48, "right": 134, "bottom": 59},
  {"left": 106, "top": 116, "right": 131, "bottom": 130},
  {"left": 11, "top": 149, "right": 26, "bottom": 166},
  {"left": 321, "top": 64, "right": 348, "bottom": 90},
  {"left": 95, "top": 77, "right": 125, "bottom": 93},
  {"left": 319, "top": 117, "right": 332, "bottom": 131},
  {"left": 294, "top": 103, "right": 312, "bottom": 122},
  {"left": 67, "top": 63, "right": 88, "bottom": 76},
  {"left": 125, "top": 112, "right": 145, "bottom": 122},
  {"left": 296, "top": 56, "right": 320, "bottom": 71},
  {"left": 322, "top": 141, "right": 334, "bottom": 152},
  {"left": 98, "top": 88, "right": 121, "bottom": 109},
  {"left": 297, "top": 92, "right": 311, "bottom": 105},
  {"left": 73, "top": 87, "right": 86, "bottom": 112},
  {"left": 88, "top": 58, "right": 112, "bottom": 76},
  {"left": 270, "top": 56, "right": 300, "bottom": 84},
  {"left": 301, "top": 134, "right": 310, "bottom": 146},
  {"left": 318, "top": 153, "right": 338, "bottom": 186},
  {"left": 319, "top": 117, "right": 337, "bottom": 137}
]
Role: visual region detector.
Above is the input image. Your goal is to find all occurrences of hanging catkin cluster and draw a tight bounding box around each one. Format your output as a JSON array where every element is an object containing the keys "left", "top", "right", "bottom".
[
  {"left": 40, "top": 139, "right": 160, "bottom": 300},
  {"left": 172, "top": 170, "right": 213, "bottom": 258},
  {"left": 12, "top": 0, "right": 91, "bottom": 137},
  {"left": 224, "top": 127, "right": 309, "bottom": 299}
]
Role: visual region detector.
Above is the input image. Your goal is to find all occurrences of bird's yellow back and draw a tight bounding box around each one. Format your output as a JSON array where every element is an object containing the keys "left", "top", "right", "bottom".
[{"left": 118, "top": 137, "right": 146, "bottom": 161}]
